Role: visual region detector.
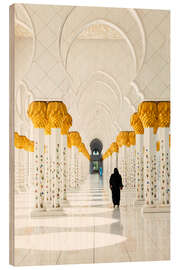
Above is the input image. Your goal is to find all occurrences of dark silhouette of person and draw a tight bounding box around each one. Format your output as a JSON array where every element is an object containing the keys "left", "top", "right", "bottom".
[{"left": 109, "top": 168, "right": 123, "bottom": 208}]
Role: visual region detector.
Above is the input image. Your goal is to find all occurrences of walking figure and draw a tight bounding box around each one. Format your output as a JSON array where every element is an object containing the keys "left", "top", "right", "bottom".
[
  {"left": 99, "top": 167, "right": 103, "bottom": 176},
  {"left": 109, "top": 168, "right": 123, "bottom": 208}
]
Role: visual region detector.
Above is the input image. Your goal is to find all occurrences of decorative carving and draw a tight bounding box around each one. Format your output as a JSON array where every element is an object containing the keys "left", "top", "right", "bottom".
[
  {"left": 61, "top": 113, "right": 72, "bottom": 135},
  {"left": 107, "top": 148, "right": 112, "bottom": 156},
  {"left": 15, "top": 22, "right": 33, "bottom": 38},
  {"left": 153, "top": 122, "right": 158, "bottom": 134},
  {"left": 110, "top": 142, "right": 119, "bottom": 153},
  {"left": 138, "top": 102, "right": 158, "bottom": 128},
  {"left": 157, "top": 101, "right": 170, "bottom": 128},
  {"left": 14, "top": 132, "right": 34, "bottom": 152},
  {"left": 47, "top": 101, "right": 67, "bottom": 129},
  {"left": 78, "top": 142, "right": 85, "bottom": 153},
  {"left": 129, "top": 131, "right": 136, "bottom": 146},
  {"left": 27, "top": 101, "right": 47, "bottom": 128},
  {"left": 68, "top": 131, "right": 81, "bottom": 147},
  {"left": 44, "top": 122, "right": 51, "bottom": 135},
  {"left": 118, "top": 131, "right": 130, "bottom": 147},
  {"left": 156, "top": 141, "right": 160, "bottom": 152},
  {"left": 14, "top": 132, "right": 24, "bottom": 149},
  {"left": 130, "top": 113, "right": 144, "bottom": 134},
  {"left": 78, "top": 23, "right": 123, "bottom": 40},
  {"left": 116, "top": 134, "right": 123, "bottom": 147}
]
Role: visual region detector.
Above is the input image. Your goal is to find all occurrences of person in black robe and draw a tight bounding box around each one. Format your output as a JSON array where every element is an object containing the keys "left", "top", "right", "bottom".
[{"left": 109, "top": 168, "right": 123, "bottom": 208}]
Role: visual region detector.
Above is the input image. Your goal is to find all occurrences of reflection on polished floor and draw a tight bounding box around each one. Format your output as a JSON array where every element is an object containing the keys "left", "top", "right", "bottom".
[{"left": 14, "top": 174, "right": 170, "bottom": 266}]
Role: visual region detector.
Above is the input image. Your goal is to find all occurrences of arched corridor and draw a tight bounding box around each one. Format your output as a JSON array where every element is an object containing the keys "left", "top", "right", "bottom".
[{"left": 11, "top": 4, "right": 170, "bottom": 266}]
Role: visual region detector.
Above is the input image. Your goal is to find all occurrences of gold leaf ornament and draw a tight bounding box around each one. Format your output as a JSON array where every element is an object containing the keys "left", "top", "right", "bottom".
[
  {"left": 27, "top": 101, "right": 48, "bottom": 128},
  {"left": 130, "top": 113, "right": 144, "bottom": 134},
  {"left": 138, "top": 102, "right": 158, "bottom": 128}
]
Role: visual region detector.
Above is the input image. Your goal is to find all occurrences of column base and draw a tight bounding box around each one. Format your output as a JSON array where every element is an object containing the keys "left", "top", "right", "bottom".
[
  {"left": 31, "top": 208, "right": 63, "bottom": 218},
  {"left": 142, "top": 205, "right": 170, "bottom": 214},
  {"left": 133, "top": 200, "right": 145, "bottom": 207}
]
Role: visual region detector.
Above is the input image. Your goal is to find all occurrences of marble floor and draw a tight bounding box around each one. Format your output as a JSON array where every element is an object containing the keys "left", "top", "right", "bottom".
[{"left": 14, "top": 174, "right": 170, "bottom": 266}]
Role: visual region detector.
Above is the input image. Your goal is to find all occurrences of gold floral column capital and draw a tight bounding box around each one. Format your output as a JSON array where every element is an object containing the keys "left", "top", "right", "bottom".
[
  {"left": 27, "top": 101, "right": 47, "bottom": 128},
  {"left": 14, "top": 132, "right": 24, "bottom": 149},
  {"left": 116, "top": 134, "right": 122, "bottom": 147},
  {"left": 129, "top": 131, "right": 136, "bottom": 146},
  {"left": 138, "top": 101, "right": 158, "bottom": 128},
  {"left": 108, "top": 148, "right": 113, "bottom": 156},
  {"left": 118, "top": 131, "right": 130, "bottom": 147},
  {"left": 110, "top": 142, "right": 119, "bottom": 153},
  {"left": 61, "top": 113, "right": 72, "bottom": 135},
  {"left": 130, "top": 113, "right": 144, "bottom": 134},
  {"left": 68, "top": 131, "right": 81, "bottom": 147},
  {"left": 44, "top": 123, "right": 51, "bottom": 135},
  {"left": 14, "top": 132, "right": 34, "bottom": 152},
  {"left": 47, "top": 101, "right": 67, "bottom": 129},
  {"left": 78, "top": 142, "right": 85, "bottom": 153},
  {"left": 157, "top": 101, "right": 170, "bottom": 128}
]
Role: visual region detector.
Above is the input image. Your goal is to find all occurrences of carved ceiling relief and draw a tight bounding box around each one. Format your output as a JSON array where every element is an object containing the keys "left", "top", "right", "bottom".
[
  {"left": 134, "top": 9, "right": 170, "bottom": 100},
  {"left": 62, "top": 10, "right": 145, "bottom": 148},
  {"left": 13, "top": 4, "right": 170, "bottom": 150},
  {"left": 14, "top": 4, "right": 35, "bottom": 136}
]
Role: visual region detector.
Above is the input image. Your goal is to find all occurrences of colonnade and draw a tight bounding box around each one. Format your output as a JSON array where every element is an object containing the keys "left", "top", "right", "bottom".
[
  {"left": 14, "top": 132, "right": 34, "bottom": 192},
  {"left": 103, "top": 101, "right": 170, "bottom": 213},
  {"left": 14, "top": 100, "right": 170, "bottom": 213},
  {"left": 14, "top": 101, "right": 90, "bottom": 215}
]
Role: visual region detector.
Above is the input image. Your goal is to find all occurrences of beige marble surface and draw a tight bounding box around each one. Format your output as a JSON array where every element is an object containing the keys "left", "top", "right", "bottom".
[{"left": 14, "top": 174, "right": 170, "bottom": 266}]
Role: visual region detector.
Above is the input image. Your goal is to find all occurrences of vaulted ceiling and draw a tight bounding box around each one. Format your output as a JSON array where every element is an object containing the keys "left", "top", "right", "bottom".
[{"left": 14, "top": 4, "right": 170, "bottom": 153}]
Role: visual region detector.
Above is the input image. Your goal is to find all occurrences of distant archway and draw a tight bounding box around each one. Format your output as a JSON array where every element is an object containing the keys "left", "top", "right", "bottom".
[{"left": 90, "top": 138, "right": 103, "bottom": 174}]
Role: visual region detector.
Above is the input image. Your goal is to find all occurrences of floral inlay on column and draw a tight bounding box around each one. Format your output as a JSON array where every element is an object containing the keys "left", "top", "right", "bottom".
[
  {"left": 130, "top": 113, "right": 144, "bottom": 204},
  {"left": 129, "top": 131, "right": 136, "bottom": 191},
  {"left": 157, "top": 101, "right": 170, "bottom": 207},
  {"left": 68, "top": 131, "right": 82, "bottom": 188},
  {"left": 60, "top": 112, "right": 72, "bottom": 200},
  {"left": 138, "top": 101, "right": 158, "bottom": 208},
  {"left": 27, "top": 101, "right": 47, "bottom": 210}
]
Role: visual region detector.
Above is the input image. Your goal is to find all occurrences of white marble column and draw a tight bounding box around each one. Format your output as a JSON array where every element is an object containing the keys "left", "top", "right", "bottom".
[
  {"left": 156, "top": 141, "right": 161, "bottom": 204},
  {"left": 143, "top": 128, "right": 157, "bottom": 211},
  {"left": 28, "top": 151, "right": 34, "bottom": 192},
  {"left": 134, "top": 134, "right": 144, "bottom": 206},
  {"left": 61, "top": 135, "right": 68, "bottom": 200},
  {"left": 138, "top": 101, "right": 160, "bottom": 213},
  {"left": 79, "top": 153, "right": 84, "bottom": 183},
  {"left": 33, "top": 128, "right": 45, "bottom": 210},
  {"left": 15, "top": 148, "right": 26, "bottom": 193},
  {"left": 158, "top": 127, "right": 170, "bottom": 209},
  {"left": 130, "top": 145, "right": 136, "bottom": 191},
  {"left": 121, "top": 146, "right": 127, "bottom": 189},
  {"left": 70, "top": 146, "right": 77, "bottom": 188},
  {"left": 44, "top": 133, "right": 51, "bottom": 209},
  {"left": 126, "top": 146, "right": 132, "bottom": 191},
  {"left": 75, "top": 149, "right": 80, "bottom": 188},
  {"left": 117, "top": 147, "right": 122, "bottom": 174},
  {"left": 67, "top": 146, "right": 72, "bottom": 188},
  {"left": 130, "top": 112, "right": 145, "bottom": 206},
  {"left": 50, "top": 128, "right": 62, "bottom": 209}
]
